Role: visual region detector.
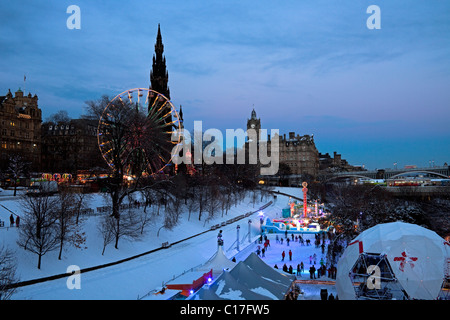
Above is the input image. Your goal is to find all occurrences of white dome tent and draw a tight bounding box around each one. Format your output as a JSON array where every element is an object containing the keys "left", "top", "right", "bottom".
[{"left": 336, "top": 221, "right": 450, "bottom": 300}]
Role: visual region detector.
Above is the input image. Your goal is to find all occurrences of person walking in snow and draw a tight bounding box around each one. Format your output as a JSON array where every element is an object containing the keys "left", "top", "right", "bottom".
[
  {"left": 15, "top": 215, "right": 20, "bottom": 228},
  {"left": 300, "top": 261, "right": 304, "bottom": 274},
  {"left": 281, "top": 250, "right": 285, "bottom": 261},
  {"left": 288, "top": 249, "right": 292, "bottom": 261},
  {"left": 9, "top": 214, "right": 14, "bottom": 227},
  {"left": 309, "top": 265, "right": 316, "bottom": 279}
]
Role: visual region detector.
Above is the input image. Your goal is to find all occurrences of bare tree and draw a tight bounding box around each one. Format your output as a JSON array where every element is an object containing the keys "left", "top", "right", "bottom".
[
  {"left": 89, "top": 95, "right": 174, "bottom": 249},
  {"left": 7, "top": 154, "right": 29, "bottom": 196},
  {"left": 325, "top": 184, "right": 417, "bottom": 241},
  {"left": 136, "top": 206, "right": 153, "bottom": 235},
  {"left": 186, "top": 196, "right": 199, "bottom": 221},
  {"left": 45, "top": 110, "right": 71, "bottom": 123},
  {"left": 111, "top": 209, "right": 142, "bottom": 246},
  {"left": 98, "top": 215, "right": 115, "bottom": 256},
  {"left": 73, "top": 190, "right": 91, "bottom": 225},
  {"left": 0, "top": 246, "right": 19, "bottom": 300},
  {"left": 206, "top": 183, "right": 221, "bottom": 222},
  {"left": 55, "top": 191, "right": 74, "bottom": 260},
  {"left": 54, "top": 190, "right": 87, "bottom": 260},
  {"left": 163, "top": 195, "right": 183, "bottom": 229},
  {"left": 17, "top": 194, "right": 59, "bottom": 269}
]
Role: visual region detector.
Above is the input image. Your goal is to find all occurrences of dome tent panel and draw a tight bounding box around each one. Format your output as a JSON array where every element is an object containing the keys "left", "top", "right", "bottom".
[{"left": 336, "top": 222, "right": 449, "bottom": 300}]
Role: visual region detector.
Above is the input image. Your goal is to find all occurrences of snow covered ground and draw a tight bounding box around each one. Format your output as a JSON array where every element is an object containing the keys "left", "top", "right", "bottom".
[{"left": 0, "top": 186, "right": 334, "bottom": 300}]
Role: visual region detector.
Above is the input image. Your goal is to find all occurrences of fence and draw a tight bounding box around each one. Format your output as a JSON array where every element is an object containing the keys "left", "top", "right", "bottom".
[
  {"left": 89, "top": 202, "right": 146, "bottom": 215},
  {"left": 209, "top": 201, "right": 273, "bottom": 231}
]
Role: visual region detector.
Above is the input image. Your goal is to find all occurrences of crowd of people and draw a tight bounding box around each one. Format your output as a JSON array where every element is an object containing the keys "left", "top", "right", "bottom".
[{"left": 257, "top": 230, "right": 338, "bottom": 281}]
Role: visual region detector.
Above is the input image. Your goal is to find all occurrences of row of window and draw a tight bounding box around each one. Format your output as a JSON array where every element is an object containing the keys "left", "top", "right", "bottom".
[
  {"left": 43, "top": 145, "right": 95, "bottom": 152},
  {"left": 46, "top": 125, "right": 97, "bottom": 136},
  {"left": 1, "top": 141, "right": 38, "bottom": 150},
  {"left": 48, "top": 124, "right": 74, "bottom": 130},
  {"left": 280, "top": 156, "right": 314, "bottom": 161},
  {"left": 1, "top": 129, "right": 38, "bottom": 139},
  {"left": 1, "top": 120, "right": 31, "bottom": 129},
  {"left": 283, "top": 161, "right": 317, "bottom": 167}
]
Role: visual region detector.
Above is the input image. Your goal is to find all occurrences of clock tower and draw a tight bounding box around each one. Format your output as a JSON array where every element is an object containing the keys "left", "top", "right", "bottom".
[{"left": 247, "top": 108, "right": 261, "bottom": 142}]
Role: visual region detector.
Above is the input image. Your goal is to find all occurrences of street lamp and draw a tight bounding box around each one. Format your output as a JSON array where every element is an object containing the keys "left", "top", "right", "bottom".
[{"left": 236, "top": 225, "right": 240, "bottom": 251}]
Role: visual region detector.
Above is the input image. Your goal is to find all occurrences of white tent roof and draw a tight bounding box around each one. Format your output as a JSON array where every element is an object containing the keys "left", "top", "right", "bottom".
[
  {"left": 229, "top": 261, "right": 290, "bottom": 299},
  {"left": 243, "top": 252, "right": 296, "bottom": 286},
  {"left": 190, "top": 252, "right": 295, "bottom": 300},
  {"left": 336, "top": 221, "right": 450, "bottom": 300},
  {"left": 196, "top": 246, "right": 236, "bottom": 276},
  {"left": 191, "top": 269, "right": 270, "bottom": 300}
]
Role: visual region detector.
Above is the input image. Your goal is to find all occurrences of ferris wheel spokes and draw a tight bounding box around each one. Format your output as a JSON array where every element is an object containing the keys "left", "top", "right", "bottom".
[{"left": 97, "top": 88, "right": 181, "bottom": 176}]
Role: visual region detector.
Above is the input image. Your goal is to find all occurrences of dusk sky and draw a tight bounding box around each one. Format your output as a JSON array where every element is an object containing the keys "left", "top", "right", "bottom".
[{"left": 1, "top": 1, "right": 449, "bottom": 170}]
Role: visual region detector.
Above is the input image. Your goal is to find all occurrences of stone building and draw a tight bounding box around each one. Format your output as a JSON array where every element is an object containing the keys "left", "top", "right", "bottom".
[
  {"left": 319, "top": 151, "right": 365, "bottom": 173},
  {"left": 246, "top": 109, "right": 319, "bottom": 178},
  {"left": 41, "top": 118, "right": 104, "bottom": 174},
  {"left": 277, "top": 132, "right": 319, "bottom": 177},
  {"left": 0, "top": 88, "right": 42, "bottom": 171}
]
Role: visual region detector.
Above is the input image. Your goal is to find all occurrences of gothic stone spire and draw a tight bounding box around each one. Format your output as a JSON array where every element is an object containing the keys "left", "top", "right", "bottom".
[{"left": 150, "top": 23, "right": 170, "bottom": 100}]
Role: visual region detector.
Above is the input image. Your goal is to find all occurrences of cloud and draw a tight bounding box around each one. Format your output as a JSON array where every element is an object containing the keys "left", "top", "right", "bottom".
[{"left": 0, "top": 0, "right": 449, "bottom": 169}]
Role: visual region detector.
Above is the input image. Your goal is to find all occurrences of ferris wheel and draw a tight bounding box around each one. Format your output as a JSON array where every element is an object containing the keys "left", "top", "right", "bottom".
[{"left": 97, "top": 88, "right": 182, "bottom": 176}]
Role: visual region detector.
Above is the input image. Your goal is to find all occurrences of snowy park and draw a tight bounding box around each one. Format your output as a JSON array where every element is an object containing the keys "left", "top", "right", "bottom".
[
  {"left": 1, "top": 186, "right": 339, "bottom": 300},
  {"left": 1, "top": 185, "right": 448, "bottom": 301}
]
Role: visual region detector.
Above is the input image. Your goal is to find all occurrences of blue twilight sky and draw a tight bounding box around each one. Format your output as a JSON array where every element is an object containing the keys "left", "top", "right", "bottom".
[{"left": 0, "top": 0, "right": 449, "bottom": 170}]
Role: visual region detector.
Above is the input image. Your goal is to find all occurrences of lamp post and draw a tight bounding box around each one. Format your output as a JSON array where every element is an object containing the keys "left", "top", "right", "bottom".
[
  {"left": 248, "top": 219, "right": 252, "bottom": 243},
  {"left": 236, "top": 225, "right": 240, "bottom": 251}
]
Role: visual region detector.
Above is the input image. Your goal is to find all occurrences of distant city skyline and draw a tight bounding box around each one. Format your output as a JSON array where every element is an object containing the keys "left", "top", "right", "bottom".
[{"left": 1, "top": 1, "right": 449, "bottom": 170}]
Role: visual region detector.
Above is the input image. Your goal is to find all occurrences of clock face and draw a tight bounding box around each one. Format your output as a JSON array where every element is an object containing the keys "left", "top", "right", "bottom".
[{"left": 251, "top": 124, "right": 255, "bottom": 128}]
